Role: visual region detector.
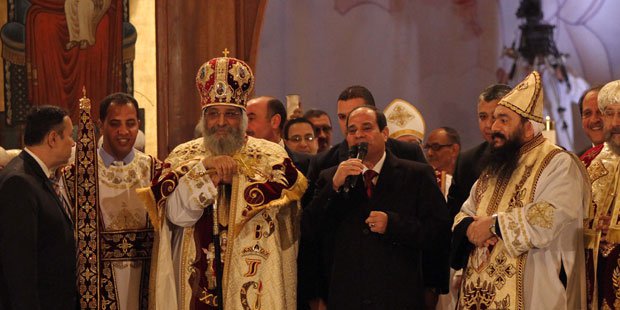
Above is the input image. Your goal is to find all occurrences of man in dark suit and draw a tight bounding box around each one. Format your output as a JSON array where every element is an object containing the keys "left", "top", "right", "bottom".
[
  {"left": 447, "top": 84, "right": 512, "bottom": 219},
  {"left": 0, "top": 105, "right": 77, "bottom": 309},
  {"left": 246, "top": 95, "right": 312, "bottom": 174},
  {"left": 303, "top": 106, "right": 450, "bottom": 309},
  {"left": 300, "top": 85, "right": 428, "bottom": 309},
  {"left": 307, "top": 86, "right": 426, "bottom": 187}
]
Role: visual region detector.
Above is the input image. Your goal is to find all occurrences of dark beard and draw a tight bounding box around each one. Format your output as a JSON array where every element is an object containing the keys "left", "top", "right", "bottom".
[
  {"left": 203, "top": 125, "right": 245, "bottom": 155},
  {"left": 481, "top": 131, "right": 523, "bottom": 178}
]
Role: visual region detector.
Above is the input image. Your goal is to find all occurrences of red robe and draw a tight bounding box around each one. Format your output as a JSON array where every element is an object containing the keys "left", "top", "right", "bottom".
[{"left": 25, "top": 0, "right": 123, "bottom": 121}]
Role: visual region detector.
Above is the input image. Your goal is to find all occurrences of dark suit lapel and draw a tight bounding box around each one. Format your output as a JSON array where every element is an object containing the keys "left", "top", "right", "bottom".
[
  {"left": 21, "top": 151, "right": 73, "bottom": 224},
  {"left": 371, "top": 151, "right": 398, "bottom": 204},
  {"left": 337, "top": 140, "right": 350, "bottom": 162},
  {"left": 284, "top": 145, "right": 296, "bottom": 161}
]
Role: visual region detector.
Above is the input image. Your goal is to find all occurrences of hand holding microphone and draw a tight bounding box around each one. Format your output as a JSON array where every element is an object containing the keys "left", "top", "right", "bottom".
[{"left": 332, "top": 142, "right": 368, "bottom": 192}]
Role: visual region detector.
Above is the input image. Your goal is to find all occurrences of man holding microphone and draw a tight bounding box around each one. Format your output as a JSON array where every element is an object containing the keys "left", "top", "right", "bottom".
[{"left": 303, "top": 105, "right": 450, "bottom": 309}]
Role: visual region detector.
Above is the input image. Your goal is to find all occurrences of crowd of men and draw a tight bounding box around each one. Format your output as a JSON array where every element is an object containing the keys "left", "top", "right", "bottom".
[{"left": 1, "top": 53, "right": 620, "bottom": 310}]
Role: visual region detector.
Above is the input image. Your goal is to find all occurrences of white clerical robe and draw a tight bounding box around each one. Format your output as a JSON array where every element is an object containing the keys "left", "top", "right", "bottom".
[
  {"left": 143, "top": 137, "right": 306, "bottom": 310},
  {"left": 98, "top": 151, "right": 158, "bottom": 310},
  {"left": 455, "top": 144, "right": 589, "bottom": 309}
]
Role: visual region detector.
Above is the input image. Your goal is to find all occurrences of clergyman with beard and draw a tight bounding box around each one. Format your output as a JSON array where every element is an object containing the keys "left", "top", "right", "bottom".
[
  {"left": 450, "top": 71, "right": 590, "bottom": 309},
  {"left": 139, "top": 54, "right": 307, "bottom": 309},
  {"left": 583, "top": 80, "right": 620, "bottom": 309}
]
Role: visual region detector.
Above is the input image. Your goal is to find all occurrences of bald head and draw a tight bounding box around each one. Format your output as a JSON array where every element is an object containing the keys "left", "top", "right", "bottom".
[{"left": 246, "top": 96, "right": 285, "bottom": 143}]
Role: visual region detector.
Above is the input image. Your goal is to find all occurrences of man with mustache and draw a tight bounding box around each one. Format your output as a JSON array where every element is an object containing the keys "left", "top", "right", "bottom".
[
  {"left": 60, "top": 92, "right": 164, "bottom": 309},
  {"left": 583, "top": 80, "right": 620, "bottom": 309},
  {"left": 578, "top": 85, "right": 605, "bottom": 167},
  {"left": 245, "top": 96, "right": 312, "bottom": 174},
  {"left": 0, "top": 106, "right": 76, "bottom": 309},
  {"left": 451, "top": 71, "right": 590, "bottom": 309},
  {"left": 304, "top": 109, "right": 333, "bottom": 153},
  {"left": 448, "top": 84, "right": 511, "bottom": 218},
  {"left": 140, "top": 54, "right": 307, "bottom": 309},
  {"left": 304, "top": 106, "right": 449, "bottom": 309}
]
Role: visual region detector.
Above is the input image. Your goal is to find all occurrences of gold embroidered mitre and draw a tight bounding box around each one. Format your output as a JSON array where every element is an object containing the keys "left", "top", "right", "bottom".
[
  {"left": 384, "top": 98, "right": 426, "bottom": 143},
  {"left": 196, "top": 49, "right": 255, "bottom": 111},
  {"left": 498, "top": 70, "right": 544, "bottom": 123}
]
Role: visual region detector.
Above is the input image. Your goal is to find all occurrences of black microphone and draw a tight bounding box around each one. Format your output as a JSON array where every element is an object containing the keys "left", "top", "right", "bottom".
[{"left": 343, "top": 142, "right": 368, "bottom": 193}]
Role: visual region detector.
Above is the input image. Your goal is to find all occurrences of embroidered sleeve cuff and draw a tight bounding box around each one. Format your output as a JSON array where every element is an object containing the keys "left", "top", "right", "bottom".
[
  {"left": 183, "top": 161, "right": 217, "bottom": 210},
  {"left": 498, "top": 209, "right": 533, "bottom": 258}
]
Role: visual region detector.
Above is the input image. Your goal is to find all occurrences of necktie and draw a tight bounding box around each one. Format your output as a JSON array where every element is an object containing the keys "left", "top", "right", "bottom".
[
  {"left": 49, "top": 174, "right": 62, "bottom": 197},
  {"left": 363, "top": 170, "right": 378, "bottom": 198},
  {"left": 49, "top": 175, "right": 71, "bottom": 219}
]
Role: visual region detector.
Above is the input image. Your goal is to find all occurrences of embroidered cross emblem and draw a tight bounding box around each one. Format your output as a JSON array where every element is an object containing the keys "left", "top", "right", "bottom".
[
  {"left": 118, "top": 238, "right": 133, "bottom": 254},
  {"left": 387, "top": 105, "right": 413, "bottom": 127},
  {"left": 485, "top": 252, "right": 516, "bottom": 290},
  {"left": 526, "top": 202, "right": 555, "bottom": 229}
]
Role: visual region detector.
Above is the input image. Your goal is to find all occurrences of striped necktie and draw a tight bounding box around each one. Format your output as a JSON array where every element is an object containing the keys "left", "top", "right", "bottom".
[{"left": 49, "top": 174, "right": 71, "bottom": 219}]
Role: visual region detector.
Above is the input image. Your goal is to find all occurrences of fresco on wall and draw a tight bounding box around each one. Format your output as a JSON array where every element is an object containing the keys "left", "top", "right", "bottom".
[{"left": 0, "top": 0, "right": 136, "bottom": 147}]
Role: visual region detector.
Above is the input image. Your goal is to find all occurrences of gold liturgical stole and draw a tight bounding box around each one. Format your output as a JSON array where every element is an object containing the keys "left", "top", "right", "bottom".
[{"left": 458, "top": 136, "right": 561, "bottom": 309}]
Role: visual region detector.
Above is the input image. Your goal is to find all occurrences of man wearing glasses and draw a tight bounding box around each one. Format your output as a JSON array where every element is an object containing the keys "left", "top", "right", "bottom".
[
  {"left": 284, "top": 118, "right": 319, "bottom": 155},
  {"left": 142, "top": 55, "right": 307, "bottom": 310},
  {"left": 304, "top": 109, "right": 333, "bottom": 153},
  {"left": 423, "top": 127, "right": 461, "bottom": 199},
  {"left": 246, "top": 96, "right": 312, "bottom": 174}
]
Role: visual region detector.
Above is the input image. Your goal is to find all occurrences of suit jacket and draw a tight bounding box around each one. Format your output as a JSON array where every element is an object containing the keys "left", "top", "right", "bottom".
[
  {"left": 298, "top": 138, "right": 427, "bottom": 308},
  {"left": 285, "top": 144, "right": 312, "bottom": 176},
  {"left": 304, "top": 138, "right": 426, "bottom": 207},
  {"left": 0, "top": 152, "right": 76, "bottom": 310},
  {"left": 302, "top": 151, "right": 450, "bottom": 309},
  {"left": 446, "top": 141, "right": 489, "bottom": 219},
  {"left": 308, "top": 138, "right": 426, "bottom": 183}
]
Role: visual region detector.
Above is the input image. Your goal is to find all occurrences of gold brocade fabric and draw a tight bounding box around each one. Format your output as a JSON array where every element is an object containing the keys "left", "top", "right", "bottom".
[
  {"left": 585, "top": 144, "right": 620, "bottom": 309},
  {"left": 145, "top": 137, "right": 306, "bottom": 310},
  {"left": 97, "top": 153, "right": 156, "bottom": 231},
  {"left": 64, "top": 150, "right": 162, "bottom": 310},
  {"left": 457, "top": 135, "right": 562, "bottom": 310}
]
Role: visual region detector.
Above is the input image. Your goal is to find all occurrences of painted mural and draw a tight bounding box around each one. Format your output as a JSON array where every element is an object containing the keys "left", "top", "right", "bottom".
[{"left": 0, "top": 0, "right": 136, "bottom": 147}]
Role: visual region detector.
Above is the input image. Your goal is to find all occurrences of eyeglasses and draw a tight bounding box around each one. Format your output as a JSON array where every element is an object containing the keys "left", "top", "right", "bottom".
[
  {"left": 287, "top": 135, "right": 316, "bottom": 143},
  {"left": 423, "top": 143, "right": 453, "bottom": 151},
  {"left": 204, "top": 109, "right": 242, "bottom": 120},
  {"left": 314, "top": 125, "right": 332, "bottom": 134}
]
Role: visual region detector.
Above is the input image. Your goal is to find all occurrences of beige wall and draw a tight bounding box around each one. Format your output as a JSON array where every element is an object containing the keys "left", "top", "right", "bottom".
[{"left": 130, "top": 0, "right": 157, "bottom": 157}]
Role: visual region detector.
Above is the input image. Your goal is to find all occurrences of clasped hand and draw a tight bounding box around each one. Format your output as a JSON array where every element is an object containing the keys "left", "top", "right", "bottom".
[
  {"left": 597, "top": 215, "right": 611, "bottom": 241},
  {"left": 202, "top": 155, "right": 237, "bottom": 186},
  {"left": 466, "top": 215, "right": 498, "bottom": 248}
]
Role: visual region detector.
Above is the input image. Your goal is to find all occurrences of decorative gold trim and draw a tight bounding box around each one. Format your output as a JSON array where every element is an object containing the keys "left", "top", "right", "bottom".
[
  {"left": 137, "top": 187, "right": 160, "bottom": 231},
  {"left": 74, "top": 94, "right": 102, "bottom": 309},
  {"left": 389, "top": 129, "right": 424, "bottom": 141},
  {"left": 525, "top": 202, "right": 555, "bottom": 229},
  {"left": 1, "top": 44, "right": 25, "bottom": 65},
  {"left": 222, "top": 174, "right": 241, "bottom": 305}
]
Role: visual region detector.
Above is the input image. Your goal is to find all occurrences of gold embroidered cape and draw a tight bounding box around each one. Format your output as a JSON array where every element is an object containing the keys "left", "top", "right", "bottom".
[
  {"left": 138, "top": 136, "right": 307, "bottom": 310},
  {"left": 454, "top": 135, "right": 589, "bottom": 309},
  {"left": 584, "top": 143, "right": 620, "bottom": 309}
]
